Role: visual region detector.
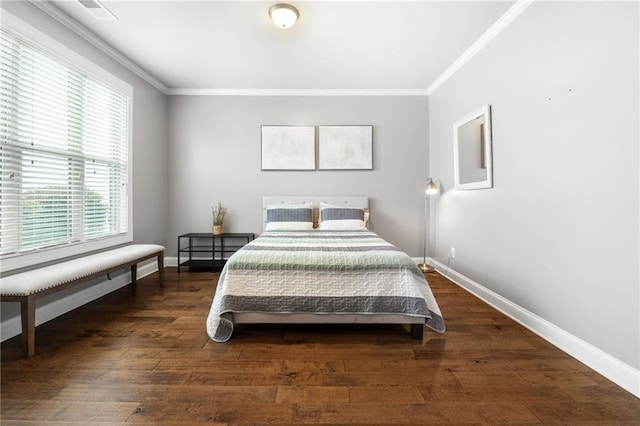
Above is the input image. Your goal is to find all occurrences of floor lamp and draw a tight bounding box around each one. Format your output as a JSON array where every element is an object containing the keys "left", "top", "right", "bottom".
[{"left": 418, "top": 178, "right": 438, "bottom": 273}]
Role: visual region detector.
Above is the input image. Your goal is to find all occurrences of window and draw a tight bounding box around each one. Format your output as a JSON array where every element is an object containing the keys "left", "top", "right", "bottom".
[{"left": 0, "top": 17, "right": 132, "bottom": 271}]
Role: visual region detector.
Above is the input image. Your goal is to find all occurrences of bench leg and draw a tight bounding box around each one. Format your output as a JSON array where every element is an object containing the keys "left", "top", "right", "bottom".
[
  {"left": 130, "top": 264, "right": 137, "bottom": 289},
  {"left": 157, "top": 252, "right": 165, "bottom": 286},
  {"left": 20, "top": 296, "right": 36, "bottom": 357}
]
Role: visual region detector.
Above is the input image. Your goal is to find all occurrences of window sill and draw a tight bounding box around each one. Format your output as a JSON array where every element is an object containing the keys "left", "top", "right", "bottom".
[{"left": 0, "top": 233, "right": 133, "bottom": 274}]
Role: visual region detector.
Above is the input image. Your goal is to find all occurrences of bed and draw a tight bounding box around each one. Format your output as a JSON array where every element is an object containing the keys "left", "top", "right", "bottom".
[{"left": 206, "top": 196, "right": 445, "bottom": 342}]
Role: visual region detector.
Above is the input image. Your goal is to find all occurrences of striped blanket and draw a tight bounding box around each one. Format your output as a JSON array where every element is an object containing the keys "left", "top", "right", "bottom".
[{"left": 206, "top": 230, "right": 445, "bottom": 342}]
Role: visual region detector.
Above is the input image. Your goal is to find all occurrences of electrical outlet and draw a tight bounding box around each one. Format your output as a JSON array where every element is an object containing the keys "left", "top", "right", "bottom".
[{"left": 448, "top": 247, "right": 456, "bottom": 259}]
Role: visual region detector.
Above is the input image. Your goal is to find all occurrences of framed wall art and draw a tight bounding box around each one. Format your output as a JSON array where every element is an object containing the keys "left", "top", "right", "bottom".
[
  {"left": 318, "top": 125, "right": 373, "bottom": 170},
  {"left": 261, "top": 125, "right": 315, "bottom": 170}
]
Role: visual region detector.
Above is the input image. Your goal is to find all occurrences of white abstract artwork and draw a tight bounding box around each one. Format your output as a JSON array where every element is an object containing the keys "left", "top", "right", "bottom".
[
  {"left": 261, "top": 126, "right": 315, "bottom": 170},
  {"left": 318, "top": 126, "right": 373, "bottom": 170}
]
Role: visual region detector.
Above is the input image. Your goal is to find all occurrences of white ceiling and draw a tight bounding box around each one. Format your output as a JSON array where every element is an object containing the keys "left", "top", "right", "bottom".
[{"left": 46, "top": 0, "right": 515, "bottom": 92}]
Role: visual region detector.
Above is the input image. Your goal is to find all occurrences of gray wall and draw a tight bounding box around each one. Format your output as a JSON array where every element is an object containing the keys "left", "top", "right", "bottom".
[
  {"left": 429, "top": 1, "right": 639, "bottom": 368},
  {"left": 1, "top": 2, "right": 169, "bottom": 324},
  {"left": 167, "top": 96, "right": 429, "bottom": 257}
]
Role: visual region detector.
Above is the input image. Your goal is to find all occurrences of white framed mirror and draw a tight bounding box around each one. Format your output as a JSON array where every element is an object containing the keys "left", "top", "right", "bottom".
[{"left": 453, "top": 104, "right": 493, "bottom": 190}]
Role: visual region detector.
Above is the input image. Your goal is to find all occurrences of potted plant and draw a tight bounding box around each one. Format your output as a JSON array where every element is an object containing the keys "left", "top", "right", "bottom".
[{"left": 211, "top": 202, "right": 227, "bottom": 235}]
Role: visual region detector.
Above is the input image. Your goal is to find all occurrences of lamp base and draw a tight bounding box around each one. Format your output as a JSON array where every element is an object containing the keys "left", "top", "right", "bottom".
[{"left": 417, "top": 263, "right": 435, "bottom": 273}]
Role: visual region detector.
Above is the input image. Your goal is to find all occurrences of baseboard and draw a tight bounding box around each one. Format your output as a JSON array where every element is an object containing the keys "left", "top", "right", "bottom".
[
  {"left": 428, "top": 258, "right": 640, "bottom": 399},
  {"left": 0, "top": 259, "right": 161, "bottom": 342}
]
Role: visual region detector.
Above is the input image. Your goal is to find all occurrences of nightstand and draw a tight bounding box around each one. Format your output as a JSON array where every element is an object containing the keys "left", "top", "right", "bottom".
[{"left": 177, "top": 232, "right": 254, "bottom": 272}]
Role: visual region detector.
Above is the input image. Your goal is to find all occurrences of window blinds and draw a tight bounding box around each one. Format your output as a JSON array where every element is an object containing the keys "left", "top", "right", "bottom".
[{"left": 0, "top": 28, "right": 129, "bottom": 258}]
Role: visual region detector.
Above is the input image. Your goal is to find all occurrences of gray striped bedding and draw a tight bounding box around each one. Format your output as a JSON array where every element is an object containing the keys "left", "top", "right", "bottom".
[{"left": 206, "top": 230, "right": 446, "bottom": 342}]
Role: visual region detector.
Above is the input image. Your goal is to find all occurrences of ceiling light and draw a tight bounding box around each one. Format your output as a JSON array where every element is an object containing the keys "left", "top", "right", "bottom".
[{"left": 269, "top": 4, "right": 299, "bottom": 29}]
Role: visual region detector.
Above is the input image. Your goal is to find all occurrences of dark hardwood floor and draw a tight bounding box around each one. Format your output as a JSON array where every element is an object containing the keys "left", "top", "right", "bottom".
[{"left": 1, "top": 269, "right": 638, "bottom": 424}]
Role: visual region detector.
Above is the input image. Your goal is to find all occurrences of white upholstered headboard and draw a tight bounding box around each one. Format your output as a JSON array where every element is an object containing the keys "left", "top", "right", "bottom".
[{"left": 262, "top": 196, "right": 369, "bottom": 231}]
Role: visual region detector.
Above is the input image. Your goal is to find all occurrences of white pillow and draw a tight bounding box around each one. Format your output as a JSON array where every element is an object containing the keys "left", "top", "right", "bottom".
[
  {"left": 318, "top": 202, "right": 367, "bottom": 230},
  {"left": 265, "top": 203, "right": 314, "bottom": 231}
]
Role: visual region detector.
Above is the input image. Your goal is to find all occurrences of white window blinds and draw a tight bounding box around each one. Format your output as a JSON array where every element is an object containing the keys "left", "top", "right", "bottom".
[{"left": 1, "top": 26, "right": 130, "bottom": 265}]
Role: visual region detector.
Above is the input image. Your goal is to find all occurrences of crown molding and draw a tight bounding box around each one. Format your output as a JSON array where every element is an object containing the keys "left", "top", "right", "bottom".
[
  {"left": 426, "top": 0, "right": 535, "bottom": 95},
  {"left": 25, "top": 0, "right": 534, "bottom": 98},
  {"left": 27, "top": 0, "right": 169, "bottom": 94},
  {"left": 167, "top": 88, "right": 429, "bottom": 97}
]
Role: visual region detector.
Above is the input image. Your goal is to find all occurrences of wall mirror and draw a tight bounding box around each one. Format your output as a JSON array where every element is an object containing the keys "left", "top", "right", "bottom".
[{"left": 453, "top": 104, "right": 493, "bottom": 190}]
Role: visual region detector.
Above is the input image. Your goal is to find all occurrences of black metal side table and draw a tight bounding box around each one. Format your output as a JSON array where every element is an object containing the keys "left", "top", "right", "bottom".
[{"left": 177, "top": 232, "right": 254, "bottom": 272}]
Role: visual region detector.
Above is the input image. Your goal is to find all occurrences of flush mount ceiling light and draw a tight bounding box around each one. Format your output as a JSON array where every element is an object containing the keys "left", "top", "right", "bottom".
[{"left": 269, "top": 4, "right": 299, "bottom": 29}]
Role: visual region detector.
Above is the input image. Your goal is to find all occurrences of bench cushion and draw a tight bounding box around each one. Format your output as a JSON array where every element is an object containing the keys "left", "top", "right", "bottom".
[{"left": 1, "top": 244, "right": 164, "bottom": 297}]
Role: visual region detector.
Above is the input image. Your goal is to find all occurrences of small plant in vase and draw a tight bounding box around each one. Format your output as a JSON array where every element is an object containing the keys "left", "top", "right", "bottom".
[{"left": 211, "top": 202, "right": 227, "bottom": 235}]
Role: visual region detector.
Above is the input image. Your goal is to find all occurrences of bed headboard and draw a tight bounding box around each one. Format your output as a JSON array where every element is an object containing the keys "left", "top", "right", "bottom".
[{"left": 262, "top": 196, "right": 369, "bottom": 231}]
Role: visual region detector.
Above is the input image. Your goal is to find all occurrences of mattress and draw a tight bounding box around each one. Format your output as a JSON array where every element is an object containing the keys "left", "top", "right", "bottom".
[{"left": 206, "top": 230, "right": 445, "bottom": 342}]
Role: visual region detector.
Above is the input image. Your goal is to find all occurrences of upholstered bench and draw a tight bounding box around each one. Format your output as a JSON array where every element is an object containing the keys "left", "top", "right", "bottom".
[{"left": 0, "top": 244, "right": 165, "bottom": 357}]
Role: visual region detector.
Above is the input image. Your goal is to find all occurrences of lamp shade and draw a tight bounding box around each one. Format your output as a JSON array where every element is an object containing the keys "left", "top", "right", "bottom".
[
  {"left": 269, "top": 4, "right": 299, "bottom": 29},
  {"left": 425, "top": 178, "right": 438, "bottom": 195}
]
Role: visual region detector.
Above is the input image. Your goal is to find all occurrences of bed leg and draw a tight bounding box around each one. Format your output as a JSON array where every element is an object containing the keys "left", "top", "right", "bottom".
[{"left": 410, "top": 324, "right": 423, "bottom": 340}]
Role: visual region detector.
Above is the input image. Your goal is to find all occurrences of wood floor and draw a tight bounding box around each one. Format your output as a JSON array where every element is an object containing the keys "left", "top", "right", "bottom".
[{"left": 1, "top": 269, "right": 638, "bottom": 425}]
